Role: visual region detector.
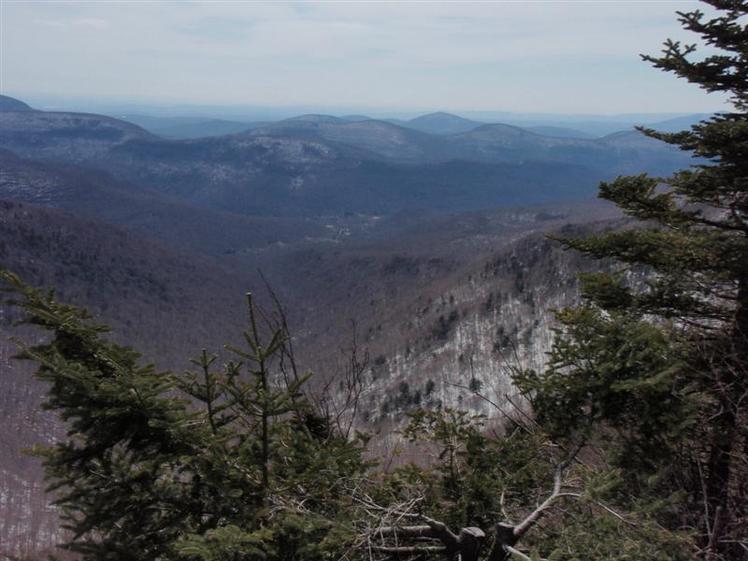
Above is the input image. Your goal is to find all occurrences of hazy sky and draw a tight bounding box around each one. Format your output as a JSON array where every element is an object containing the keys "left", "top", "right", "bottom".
[{"left": 0, "top": 0, "right": 730, "bottom": 115}]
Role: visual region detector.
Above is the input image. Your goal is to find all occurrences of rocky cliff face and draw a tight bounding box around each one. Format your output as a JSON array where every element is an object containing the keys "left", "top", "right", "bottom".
[{"left": 347, "top": 226, "right": 604, "bottom": 428}]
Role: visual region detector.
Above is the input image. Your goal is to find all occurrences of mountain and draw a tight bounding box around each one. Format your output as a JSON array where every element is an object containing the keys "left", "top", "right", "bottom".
[
  {"left": 0, "top": 99, "right": 693, "bottom": 220},
  {"left": 382, "top": 118, "right": 410, "bottom": 127},
  {"left": 0, "top": 105, "right": 604, "bottom": 216},
  {"left": 247, "top": 116, "right": 446, "bottom": 162},
  {"left": 404, "top": 112, "right": 485, "bottom": 135},
  {"left": 645, "top": 113, "right": 711, "bottom": 132},
  {"left": 0, "top": 109, "right": 153, "bottom": 162},
  {"left": 332, "top": 223, "right": 611, "bottom": 425},
  {"left": 0, "top": 199, "right": 264, "bottom": 557},
  {"left": 0, "top": 199, "right": 258, "bottom": 362},
  {"left": 0, "top": 102, "right": 634, "bottom": 557},
  {"left": 0, "top": 149, "right": 328, "bottom": 255},
  {"left": 341, "top": 114, "right": 373, "bottom": 122},
  {"left": 463, "top": 111, "right": 713, "bottom": 137},
  {"left": 525, "top": 125, "right": 596, "bottom": 139},
  {"left": 0, "top": 95, "right": 34, "bottom": 112},
  {"left": 197, "top": 201, "right": 622, "bottom": 431},
  {"left": 455, "top": 122, "right": 563, "bottom": 148},
  {"left": 117, "top": 114, "right": 259, "bottom": 138},
  {"left": 0, "top": 194, "right": 620, "bottom": 557},
  {"left": 453, "top": 124, "right": 689, "bottom": 175},
  {"left": 0, "top": 99, "right": 712, "bottom": 560},
  {"left": 105, "top": 139, "right": 602, "bottom": 215},
  {"left": 283, "top": 114, "right": 347, "bottom": 124},
  {"left": 117, "top": 113, "right": 209, "bottom": 129},
  {"left": 150, "top": 119, "right": 255, "bottom": 139},
  {"left": 246, "top": 114, "right": 689, "bottom": 175}
]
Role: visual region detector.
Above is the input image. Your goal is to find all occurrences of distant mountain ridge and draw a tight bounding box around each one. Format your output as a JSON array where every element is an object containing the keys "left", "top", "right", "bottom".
[
  {"left": 0, "top": 149, "right": 328, "bottom": 255},
  {"left": 150, "top": 119, "right": 254, "bottom": 139},
  {"left": 404, "top": 112, "right": 485, "bottom": 135},
  {"left": 106, "top": 105, "right": 714, "bottom": 140},
  {"left": 0, "top": 94, "right": 696, "bottom": 559},
  {"left": 646, "top": 113, "right": 712, "bottom": 132},
  {"left": 0, "top": 108, "right": 153, "bottom": 162},
  {"left": 0, "top": 95, "right": 34, "bottom": 112},
  {"left": 0, "top": 96, "right": 694, "bottom": 219},
  {"left": 525, "top": 126, "right": 596, "bottom": 139}
]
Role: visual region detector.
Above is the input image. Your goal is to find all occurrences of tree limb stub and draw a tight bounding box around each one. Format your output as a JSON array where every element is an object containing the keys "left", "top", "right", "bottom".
[{"left": 369, "top": 463, "right": 570, "bottom": 561}]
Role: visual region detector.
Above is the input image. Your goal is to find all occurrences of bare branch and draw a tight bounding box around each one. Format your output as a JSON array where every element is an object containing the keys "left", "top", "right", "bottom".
[
  {"left": 513, "top": 464, "right": 563, "bottom": 538},
  {"left": 374, "top": 525, "right": 438, "bottom": 538},
  {"left": 372, "top": 545, "right": 447, "bottom": 554},
  {"left": 504, "top": 545, "right": 546, "bottom": 561}
]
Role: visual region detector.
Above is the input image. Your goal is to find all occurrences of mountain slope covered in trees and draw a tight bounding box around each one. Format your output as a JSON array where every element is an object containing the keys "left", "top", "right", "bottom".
[
  {"left": 1, "top": 2, "right": 746, "bottom": 559},
  {"left": 0, "top": 97, "right": 691, "bottom": 218},
  {"left": 0, "top": 197, "right": 617, "bottom": 558}
]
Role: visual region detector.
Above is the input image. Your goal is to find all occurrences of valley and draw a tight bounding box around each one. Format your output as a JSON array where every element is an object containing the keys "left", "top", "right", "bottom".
[{"left": 0, "top": 94, "right": 688, "bottom": 557}]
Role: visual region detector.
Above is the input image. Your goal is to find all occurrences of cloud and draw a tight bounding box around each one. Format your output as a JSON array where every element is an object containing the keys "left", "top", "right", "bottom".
[
  {"left": 72, "top": 17, "right": 109, "bottom": 29},
  {"left": 35, "top": 16, "right": 109, "bottom": 29},
  {"left": 2, "top": 0, "right": 725, "bottom": 114}
]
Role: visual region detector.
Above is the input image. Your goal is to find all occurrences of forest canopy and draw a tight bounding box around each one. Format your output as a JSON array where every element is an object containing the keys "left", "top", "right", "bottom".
[{"left": 2, "top": 1, "right": 747, "bottom": 560}]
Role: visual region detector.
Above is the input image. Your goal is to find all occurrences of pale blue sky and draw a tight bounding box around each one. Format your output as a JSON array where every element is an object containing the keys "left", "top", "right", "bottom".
[{"left": 0, "top": 1, "right": 730, "bottom": 115}]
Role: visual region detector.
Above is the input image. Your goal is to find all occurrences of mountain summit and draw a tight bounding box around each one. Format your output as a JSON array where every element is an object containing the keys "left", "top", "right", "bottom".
[
  {"left": 0, "top": 95, "right": 34, "bottom": 112},
  {"left": 405, "top": 112, "right": 484, "bottom": 135}
]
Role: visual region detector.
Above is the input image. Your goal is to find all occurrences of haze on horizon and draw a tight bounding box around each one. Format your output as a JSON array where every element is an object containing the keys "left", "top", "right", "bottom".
[{"left": 0, "top": 0, "right": 731, "bottom": 116}]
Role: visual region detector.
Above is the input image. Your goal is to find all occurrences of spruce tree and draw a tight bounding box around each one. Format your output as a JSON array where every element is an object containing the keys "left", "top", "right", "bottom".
[
  {"left": 1, "top": 270, "right": 367, "bottom": 561},
  {"left": 516, "top": 2, "right": 747, "bottom": 558}
]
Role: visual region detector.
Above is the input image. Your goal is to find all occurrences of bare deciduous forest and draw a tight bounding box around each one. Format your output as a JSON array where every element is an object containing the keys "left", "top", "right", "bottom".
[{"left": 1, "top": 1, "right": 747, "bottom": 560}]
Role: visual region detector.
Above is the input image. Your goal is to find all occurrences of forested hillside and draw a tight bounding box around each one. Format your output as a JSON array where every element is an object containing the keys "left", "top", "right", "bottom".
[
  {"left": 0, "top": 199, "right": 617, "bottom": 556},
  {"left": 1, "top": 1, "right": 746, "bottom": 560},
  {"left": 0, "top": 96, "right": 690, "bottom": 218}
]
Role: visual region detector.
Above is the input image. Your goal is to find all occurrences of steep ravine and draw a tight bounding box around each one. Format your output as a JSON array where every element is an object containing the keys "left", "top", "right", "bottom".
[
  {"left": 342, "top": 225, "right": 609, "bottom": 429},
  {"left": 0, "top": 205, "right": 615, "bottom": 557}
]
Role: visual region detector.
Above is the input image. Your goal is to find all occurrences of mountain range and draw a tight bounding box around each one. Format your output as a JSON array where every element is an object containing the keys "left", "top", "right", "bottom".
[
  {"left": 0, "top": 96, "right": 692, "bottom": 219},
  {"left": 105, "top": 104, "right": 712, "bottom": 139},
  {"left": 0, "top": 93, "right": 700, "bottom": 557}
]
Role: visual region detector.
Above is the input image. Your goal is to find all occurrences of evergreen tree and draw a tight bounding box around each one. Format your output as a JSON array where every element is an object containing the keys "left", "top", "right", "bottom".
[
  {"left": 1, "top": 270, "right": 367, "bottom": 561},
  {"left": 516, "top": 2, "right": 747, "bottom": 558},
  {"left": 359, "top": 406, "right": 695, "bottom": 561},
  {"left": 5, "top": 4, "right": 747, "bottom": 560}
]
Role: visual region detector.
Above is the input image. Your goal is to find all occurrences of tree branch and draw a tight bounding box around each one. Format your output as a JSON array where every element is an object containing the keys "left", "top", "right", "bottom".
[
  {"left": 372, "top": 545, "right": 447, "bottom": 554},
  {"left": 513, "top": 464, "right": 564, "bottom": 538},
  {"left": 504, "top": 545, "right": 547, "bottom": 561}
]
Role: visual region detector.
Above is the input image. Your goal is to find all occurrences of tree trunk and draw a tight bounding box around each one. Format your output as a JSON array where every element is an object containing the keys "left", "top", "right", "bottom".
[
  {"left": 705, "top": 275, "right": 748, "bottom": 558},
  {"left": 455, "top": 527, "right": 486, "bottom": 561},
  {"left": 486, "top": 523, "right": 518, "bottom": 561}
]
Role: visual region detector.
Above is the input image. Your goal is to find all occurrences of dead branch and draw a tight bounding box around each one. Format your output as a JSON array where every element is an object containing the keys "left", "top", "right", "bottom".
[
  {"left": 513, "top": 464, "right": 564, "bottom": 539},
  {"left": 357, "top": 432, "right": 584, "bottom": 561}
]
